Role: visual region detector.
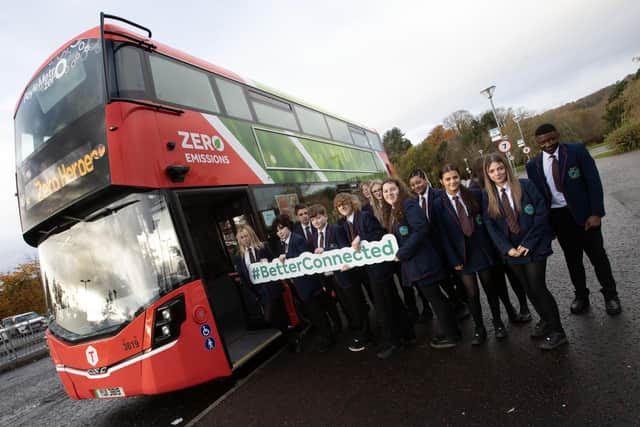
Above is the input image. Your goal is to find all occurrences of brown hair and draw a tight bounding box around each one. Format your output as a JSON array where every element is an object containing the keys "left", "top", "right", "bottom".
[
  {"left": 308, "top": 204, "right": 328, "bottom": 218},
  {"left": 380, "top": 178, "right": 412, "bottom": 231},
  {"left": 483, "top": 153, "right": 522, "bottom": 218},
  {"left": 439, "top": 164, "right": 479, "bottom": 215},
  {"left": 333, "top": 192, "right": 360, "bottom": 218}
]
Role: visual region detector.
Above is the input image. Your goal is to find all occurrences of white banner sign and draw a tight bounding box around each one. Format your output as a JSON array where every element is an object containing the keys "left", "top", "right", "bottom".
[{"left": 249, "top": 234, "right": 399, "bottom": 284}]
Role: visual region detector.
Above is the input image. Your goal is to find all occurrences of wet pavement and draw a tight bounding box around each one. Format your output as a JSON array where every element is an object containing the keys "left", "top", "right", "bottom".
[{"left": 193, "top": 151, "right": 640, "bottom": 427}]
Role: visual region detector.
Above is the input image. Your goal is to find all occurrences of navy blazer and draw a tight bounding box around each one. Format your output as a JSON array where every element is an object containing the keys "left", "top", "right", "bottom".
[
  {"left": 282, "top": 232, "right": 323, "bottom": 301},
  {"left": 393, "top": 199, "right": 445, "bottom": 286},
  {"left": 525, "top": 143, "right": 605, "bottom": 225},
  {"left": 234, "top": 245, "right": 283, "bottom": 303},
  {"left": 335, "top": 209, "right": 392, "bottom": 280},
  {"left": 482, "top": 179, "right": 553, "bottom": 265},
  {"left": 292, "top": 222, "right": 317, "bottom": 251},
  {"left": 433, "top": 189, "right": 496, "bottom": 273}
]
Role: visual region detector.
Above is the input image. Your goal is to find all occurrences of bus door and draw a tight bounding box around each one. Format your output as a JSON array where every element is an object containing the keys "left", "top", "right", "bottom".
[{"left": 176, "top": 188, "right": 281, "bottom": 369}]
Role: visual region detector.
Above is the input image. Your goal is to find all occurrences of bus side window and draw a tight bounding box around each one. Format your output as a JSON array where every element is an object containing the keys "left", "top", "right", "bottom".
[
  {"left": 326, "top": 116, "right": 353, "bottom": 145},
  {"left": 215, "top": 77, "right": 253, "bottom": 121},
  {"left": 149, "top": 54, "right": 219, "bottom": 113},
  {"left": 294, "top": 105, "right": 331, "bottom": 139}
]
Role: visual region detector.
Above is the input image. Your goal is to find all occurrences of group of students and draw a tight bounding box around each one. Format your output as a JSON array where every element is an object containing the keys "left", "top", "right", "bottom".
[{"left": 234, "top": 123, "right": 622, "bottom": 360}]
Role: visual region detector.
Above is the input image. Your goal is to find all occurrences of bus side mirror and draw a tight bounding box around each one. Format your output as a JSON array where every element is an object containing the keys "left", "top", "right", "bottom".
[{"left": 166, "top": 165, "right": 190, "bottom": 183}]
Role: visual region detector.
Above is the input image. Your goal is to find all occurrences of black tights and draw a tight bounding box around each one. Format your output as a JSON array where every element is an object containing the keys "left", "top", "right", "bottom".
[
  {"left": 491, "top": 264, "right": 530, "bottom": 318},
  {"left": 508, "top": 260, "right": 564, "bottom": 334},
  {"left": 457, "top": 268, "right": 503, "bottom": 330}
]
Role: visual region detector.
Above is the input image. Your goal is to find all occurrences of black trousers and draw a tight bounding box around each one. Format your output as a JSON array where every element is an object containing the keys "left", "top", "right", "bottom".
[
  {"left": 550, "top": 207, "right": 618, "bottom": 299},
  {"left": 303, "top": 291, "right": 333, "bottom": 344},
  {"left": 263, "top": 294, "right": 291, "bottom": 333},
  {"left": 368, "top": 265, "right": 412, "bottom": 348},
  {"left": 507, "top": 260, "right": 564, "bottom": 334},
  {"left": 416, "top": 282, "right": 460, "bottom": 340},
  {"left": 343, "top": 267, "right": 372, "bottom": 341}
]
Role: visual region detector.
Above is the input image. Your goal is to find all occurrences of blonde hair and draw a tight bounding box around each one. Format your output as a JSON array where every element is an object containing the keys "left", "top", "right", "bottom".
[
  {"left": 235, "top": 224, "right": 264, "bottom": 255},
  {"left": 483, "top": 153, "right": 522, "bottom": 219},
  {"left": 369, "top": 179, "right": 384, "bottom": 222}
]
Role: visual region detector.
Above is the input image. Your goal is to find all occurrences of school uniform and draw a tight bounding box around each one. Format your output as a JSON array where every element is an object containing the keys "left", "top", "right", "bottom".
[
  {"left": 482, "top": 179, "right": 553, "bottom": 265},
  {"left": 281, "top": 232, "right": 333, "bottom": 347},
  {"left": 434, "top": 189, "right": 504, "bottom": 340},
  {"left": 338, "top": 210, "right": 412, "bottom": 352},
  {"left": 434, "top": 189, "right": 496, "bottom": 274},
  {"left": 526, "top": 143, "right": 618, "bottom": 303},
  {"left": 392, "top": 199, "right": 458, "bottom": 340},
  {"left": 313, "top": 223, "right": 347, "bottom": 333},
  {"left": 234, "top": 245, "right": 287, "bottom": 331},
  {"left": 482, "top": 178, "right": 565, "bottom": 341},
  {"left": 293, "top": 222, "right": 317, "bottom": 252}
]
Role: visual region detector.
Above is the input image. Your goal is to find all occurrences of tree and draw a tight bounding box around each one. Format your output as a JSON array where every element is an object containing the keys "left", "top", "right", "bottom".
[
  {"left": 0, "top": 260, "right": 46, "bottom": 319},
  {"left": 382, "top": 127, "right": 412, "bottom": 165},
  {"left": 603, "top": 80, "right": 628, "bottom": 132}
]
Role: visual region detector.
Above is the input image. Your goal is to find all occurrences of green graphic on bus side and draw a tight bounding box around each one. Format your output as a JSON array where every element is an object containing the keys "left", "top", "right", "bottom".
[
  {"left": 298, "top": 137, "right": 378, "bottom": 172},
  {"left": 255, "top": 129, "right": 311, "bottom": 169}
]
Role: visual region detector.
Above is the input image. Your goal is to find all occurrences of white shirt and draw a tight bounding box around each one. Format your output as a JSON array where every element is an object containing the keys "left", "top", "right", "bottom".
[
  {"left": 245, "top": 246, "right": 260, "bottom": 267},
  {"left": 419, "top": 189, "right": 430, "bottom": 220},
  {"left": 543, "top": 147, "right": 567, "bottom": 208},
  {"left": 495, "top": 181, "right": 516, "bottom": 211},
  {"left": 447, "top": 192, "right": 469, "bottom": 216}
]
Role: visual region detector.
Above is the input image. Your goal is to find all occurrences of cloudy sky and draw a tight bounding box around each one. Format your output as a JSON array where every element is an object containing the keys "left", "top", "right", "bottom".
[{"left": 0, "top": 0, "right": 638, "bottom": 271}]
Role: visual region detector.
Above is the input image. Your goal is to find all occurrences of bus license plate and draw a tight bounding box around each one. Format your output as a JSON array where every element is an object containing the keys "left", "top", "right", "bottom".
[{"left": 94, "top": 387, "right": 125, "bottom": 398}]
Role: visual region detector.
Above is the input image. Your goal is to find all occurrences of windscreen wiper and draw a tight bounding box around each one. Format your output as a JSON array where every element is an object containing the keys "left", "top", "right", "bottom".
[{"left": 85, "top": 199, "right": 140, "bottom": 222}]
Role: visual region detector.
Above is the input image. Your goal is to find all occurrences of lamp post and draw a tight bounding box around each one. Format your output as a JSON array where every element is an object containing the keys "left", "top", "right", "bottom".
[
  {"left": 512, "top": 113, "right": 529, "bottom": 162},
  {"left": 463, "top": 157, "right": 471, "bottom": 176},
  {"left": 480, "top": 85, "right": 502, "bottom": 128}
]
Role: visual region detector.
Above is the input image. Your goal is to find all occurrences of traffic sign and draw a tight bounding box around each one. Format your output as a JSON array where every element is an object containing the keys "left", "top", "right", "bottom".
[
  {"left": 523, "top": 146, "right": 531, "bottom": 154},
  {"left": 497, "top": 140, "right": 512, "bottom": 153},
  {"left": 489, "top": 127, "right": 503, "bottom": 142},
  {"left": 517, "top": 138, "right": 525, "bottom": 147}
]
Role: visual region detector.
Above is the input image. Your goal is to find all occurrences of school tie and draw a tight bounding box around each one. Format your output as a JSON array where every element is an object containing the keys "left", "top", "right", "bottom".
[
  {"left": 319, "top": 231, "right": 325, "bottom": 249},
  {"left": 281, "top": 241, "right": 287, "bottom": 254},
  {"left": 454, "top": 196, "right": 473, "bottom": 237},
  {"left": 347, "top": 221, "right": 355, "bottom": 242},
  {"left": 501, "top": 189, "right": 521, "bottom": 235},
  {"left": 249, "top": 247, "right": 257, "bottom": 263},
  {"left": 551, "top": 154, "right": 563, "bottom": 192},
  {"left": 421, "top": 193, "right": 429, "bottom": 221},
  {"left": 304, "top": 226, "right": 313, "bottom": 242}
]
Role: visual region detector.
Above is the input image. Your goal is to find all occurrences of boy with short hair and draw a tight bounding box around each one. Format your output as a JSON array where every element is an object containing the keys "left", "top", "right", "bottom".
[{"left": 273, "top": 214, "right": 334, "bottom": 352}]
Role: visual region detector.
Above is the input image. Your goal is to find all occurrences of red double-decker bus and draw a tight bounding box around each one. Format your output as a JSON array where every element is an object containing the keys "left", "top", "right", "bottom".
[{"left": 14, "top": 13, "right": 391, "bottom": 399}]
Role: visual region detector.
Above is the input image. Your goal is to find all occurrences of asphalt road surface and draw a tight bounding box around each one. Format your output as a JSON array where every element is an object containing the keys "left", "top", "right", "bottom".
[{"left": 2, "top": 151, "right": 639, "bottom": 427}]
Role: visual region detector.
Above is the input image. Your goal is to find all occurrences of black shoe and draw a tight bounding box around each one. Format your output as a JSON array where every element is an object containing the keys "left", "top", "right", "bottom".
[
  {"left": 530, "top": 320, "right": 550, "bottom": 338},
  {"left": 539, "top": 332, "right": 568, "bottom": 350},
  {"left": 510, "top": 311, "right": 532, "bottom": 324},
  {"left": 430, "top": 335, "right": 459, "bottom": 349},
  {"left": 376, "top": 344, "right": 402, "bottom": 360},
  {"left": 347, "top": 337, "right": 369, "bottom": 352},
  {"left": 494, "top": 322, "right": 508, "bottom": 339},
  {"left": 570, "top": 296, "right": 590, "bottom": 314},
  {"left": 605, "top": 297, "right": 622, "bottom": 315},
  {"left": 471, "top": 327, "right": 487, "bottom": 346}
]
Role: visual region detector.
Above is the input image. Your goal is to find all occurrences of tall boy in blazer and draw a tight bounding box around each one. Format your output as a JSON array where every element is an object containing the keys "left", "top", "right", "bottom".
[{"left": 526, "top": 123, "right": 621, "bottom": 315}]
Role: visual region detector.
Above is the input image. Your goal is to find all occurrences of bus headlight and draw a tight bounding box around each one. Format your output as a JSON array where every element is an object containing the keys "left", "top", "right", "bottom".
[{"left": 152, "top": 294, "right": 186, "bottom": 348}]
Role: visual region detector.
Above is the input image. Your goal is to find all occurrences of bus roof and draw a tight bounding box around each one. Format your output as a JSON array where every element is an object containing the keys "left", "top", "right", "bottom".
[{"left": 15, "top": 22, "right": 379, "bottom": 134}]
